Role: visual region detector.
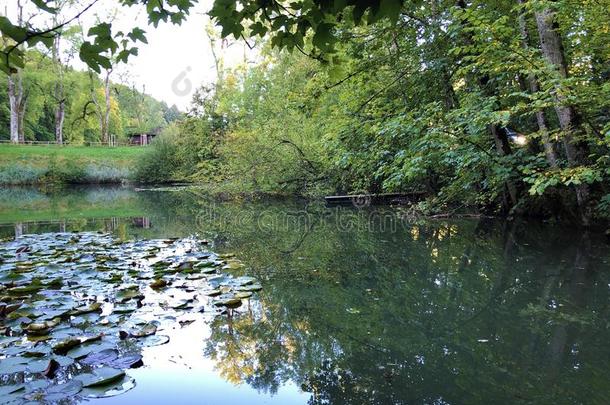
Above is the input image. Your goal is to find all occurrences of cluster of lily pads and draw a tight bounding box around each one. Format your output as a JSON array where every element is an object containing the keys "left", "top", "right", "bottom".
[{"left": 0, "top": 232, "right": 262, "bottom": 403}]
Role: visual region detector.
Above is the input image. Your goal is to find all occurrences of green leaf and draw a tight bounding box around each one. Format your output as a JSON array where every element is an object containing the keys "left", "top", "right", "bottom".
[
  {"left": 127, "top": 28, "right": 148, "bottom": 44},
  {"left": 0, "top": 16, "right": 28, "bottom": 42},
  {"left": 31, "top": 0, "right": 58, "bottom": 14}
]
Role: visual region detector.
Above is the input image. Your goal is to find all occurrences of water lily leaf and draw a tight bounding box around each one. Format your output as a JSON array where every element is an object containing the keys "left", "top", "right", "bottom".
[
  {"left": 130, "top": 322, "right": 157, "bottom": 337},
  {"left": 23, "top": 346, "right": 51, "bottom": 357},
  {"left": 0, "top": 384, "right": 24, "bottom": 396},
  {"left": 80, "top": 348, "right": 118, "bottom": 366},
  {"left": 52, "top": 338, "right": 81, "bottom": 354},
  {"left": 74, "top": 367, "right": 125, "bottom": 387},
  {"left": 7, "top": 283, "right": 44, "bottom": 295},
  {"left": 0, "top": 356, "right": 29, "bottom": 374},
  {"left": 66, "top": 342, "right": 113, "bottom": 359},
  {"left": 116, "top": 287, "right": 144, "bottom": 303},
  {"left": 236, "top": 284, "right": 262, "bottom": 292},
  {"left": 70, "top": 302, "right": 102, "bottom": 316},
  {"left": 234, "top": 276, "right": 256, "bottom": 286},
  {"left": 108, "top": 354, "right": 143, "bottom": 369},
  {"left": 149, "top": 279, "right": 167, "bottom": 289},
  {"left": 26, "top": 334, "right": 51, "bottom": 343},
  {"left": 222, "top": 260, "right": 244, "bottom": 271},
  {"left": 113, "top": 304, "right": 138, "bottom": 314},
  {"left": 25, "top": 380, "right": 83, "bottom": 402},
  {"left": 25, "top": 319, "right": 58, "bottom": 335},
  {"left": 138, "top": 334, "right": 169, "bottom": 347},
  {"left": 80, "top": 375, "right": 135, "bottom": 398},
  {"left": 27, "top": 358, "right": 56, "bottom": 373},
  {"left": 213, "top": 298, "right": 242, "bottom": 309}
]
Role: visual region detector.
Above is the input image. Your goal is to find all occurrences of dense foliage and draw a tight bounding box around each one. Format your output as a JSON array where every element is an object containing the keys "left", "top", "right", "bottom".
[
  {"left": 0, "top": 49, "right": 177, "bottom": 144},
  {"left": 2, "top": 0, "right": 610, "bottom": 223},
  {"left": 137, "top": 0, "right": 610, "bottom": 224}
]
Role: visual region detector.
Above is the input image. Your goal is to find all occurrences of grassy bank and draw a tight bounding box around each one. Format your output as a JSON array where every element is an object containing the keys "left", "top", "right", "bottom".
[{"left": 0, "top": 144, "right": 147, "bottom": 185}]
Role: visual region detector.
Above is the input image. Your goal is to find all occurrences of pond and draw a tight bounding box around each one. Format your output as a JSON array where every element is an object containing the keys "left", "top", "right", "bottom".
[{"left": 0, "top": 185, "right": 609, "bottom": 404}]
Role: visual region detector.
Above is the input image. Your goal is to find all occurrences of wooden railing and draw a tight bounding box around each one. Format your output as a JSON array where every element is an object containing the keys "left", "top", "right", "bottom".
[{"left": 0, "top": 140, "right": 145, "bottom": 147}]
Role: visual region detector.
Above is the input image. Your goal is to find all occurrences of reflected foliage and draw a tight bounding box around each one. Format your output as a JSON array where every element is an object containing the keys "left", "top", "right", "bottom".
[{"left": 1, "top": 187, "right": 608, "bottom": 404}]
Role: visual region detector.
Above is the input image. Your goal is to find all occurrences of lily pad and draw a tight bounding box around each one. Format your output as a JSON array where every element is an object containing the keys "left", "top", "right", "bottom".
[
  {"left": 137, "top": 334, "right": 170, "bottom": 347},
  {"left": 213, "top": 298, "right": 242, "bottom": 309},
  {"left": 74, "top": 367, "right": 125, "bottom": 388},
  {"left": 24, "top": 380, "right": 83, "bottom": 402},
  {"left": 80, "top": 375, "right": 136, "bottom": 398},
  {"left": 130, "top": 322, "right": 157, "bottom": 338}
]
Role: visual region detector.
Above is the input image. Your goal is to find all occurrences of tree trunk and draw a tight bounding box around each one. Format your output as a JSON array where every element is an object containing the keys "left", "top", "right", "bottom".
[
  {"left": 534, "top": 6, "right": 591, "bottom": 224},
  {"left": 53, "top": 34, "right": 65, "bottom": 144},
  {"left": 17, "top": 87, "right": 27, "bottom": 143},
  {"left": 103, "top": 71, "right": 111, "bottom": 145},
  {"left": 8, "top": 74, "right": 20, "bottom": 143},
  {"left": 517, "top": 0, "right": 558, "bottom": 168},
  {"left": 490, "top": 123, "right": 519, "bottom": 208},
  {"left": 55, "top": 99, "right": 65, "bottom": 144}
]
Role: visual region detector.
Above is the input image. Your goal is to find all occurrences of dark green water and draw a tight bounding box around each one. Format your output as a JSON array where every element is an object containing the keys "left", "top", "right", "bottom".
[{"left": 1, "top": 186, "right": 609, "bottom": 404}]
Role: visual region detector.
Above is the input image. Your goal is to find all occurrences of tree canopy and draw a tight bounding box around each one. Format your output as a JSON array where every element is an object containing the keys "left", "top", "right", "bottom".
[{"left": 2, "top": 0, "right": 610, "bottom": 223}]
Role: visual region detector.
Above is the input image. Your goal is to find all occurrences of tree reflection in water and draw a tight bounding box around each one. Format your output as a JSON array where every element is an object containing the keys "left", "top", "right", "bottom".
[{"left": 0, "top": 187, "right": 607, "bottom": 404}]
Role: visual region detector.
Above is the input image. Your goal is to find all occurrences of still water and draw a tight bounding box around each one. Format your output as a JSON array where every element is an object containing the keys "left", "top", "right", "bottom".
[{"left": 0, "top": 186, "right": 608, "bottom": 404}]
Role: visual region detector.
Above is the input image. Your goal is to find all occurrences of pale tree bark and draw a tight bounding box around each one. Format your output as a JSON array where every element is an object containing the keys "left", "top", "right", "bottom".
[
  {"left": 517, "top": 0, "right": 558, "bottom": 168},
  {"left": 17, "top": 89, "right": 27, "bottom": 143},
  {"left": 7, "top": 74, "right": 20, "bottom": 143},
  {"left": 52, "top": 28, "right": 65, "bottom": 144},
  {"left": 7, "top": 1, "right": 25, "bottom": 144},
  {"left": 534, "top": 5, "right": 591, "bottom": 224},
  {"left": 103, "top": 71, "right": 111, "bottom": 144}
]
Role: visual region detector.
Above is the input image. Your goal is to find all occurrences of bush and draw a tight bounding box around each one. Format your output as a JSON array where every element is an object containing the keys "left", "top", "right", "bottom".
[
  {"left": 43, "top": 156, "right": 86, "bottom": 184},
  {"left": 133, "top": 130, "right": 180, "bottom": 183},
  {"left": 83, "top": 164, "right": 131, "bottom": 183},
  {"left": 0, "top": 164, "right": 46, "bottom": 185}
]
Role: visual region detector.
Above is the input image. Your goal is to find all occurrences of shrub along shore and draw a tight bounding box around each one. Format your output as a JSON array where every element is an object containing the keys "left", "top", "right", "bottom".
[{"left": 0, "top": 145, "right": 147, "bottom": 185}]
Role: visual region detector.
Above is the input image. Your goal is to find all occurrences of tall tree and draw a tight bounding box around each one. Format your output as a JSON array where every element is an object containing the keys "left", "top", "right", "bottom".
[
  {"left": 6, "top": 0, "right": 26, "bottom": 143},
  {"left": 534, "top": 2, "right": 590, "bottom": 223}
]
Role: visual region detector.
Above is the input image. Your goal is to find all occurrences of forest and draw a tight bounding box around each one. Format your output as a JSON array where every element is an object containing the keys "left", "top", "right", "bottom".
[
  {"left": 1, "top": 0, "right": 610, "bottom": 225},
  {"left": 0, "top": 47, "right": 179, "bottom": 144},
  {"left": 136, "top": 0, "right": 610, "bottom": 226}
]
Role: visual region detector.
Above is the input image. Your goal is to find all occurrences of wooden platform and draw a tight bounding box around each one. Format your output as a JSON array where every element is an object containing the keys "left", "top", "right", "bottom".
[{"left": 324, "top": 193, "right": 425, "bottom": 207}]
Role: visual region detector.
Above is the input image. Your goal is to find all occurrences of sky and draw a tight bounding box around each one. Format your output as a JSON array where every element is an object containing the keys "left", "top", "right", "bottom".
[{"left": 1, "top": 0, "right": 254, "bottom": 110}]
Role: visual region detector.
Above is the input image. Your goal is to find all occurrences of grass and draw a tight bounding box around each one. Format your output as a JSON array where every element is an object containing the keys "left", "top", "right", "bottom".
[
  {"left": 0, "top": 144, "right": 147, "bottom": 167},
  {"left": 0, "top": 144, "right": 148, "bottom": 185}
]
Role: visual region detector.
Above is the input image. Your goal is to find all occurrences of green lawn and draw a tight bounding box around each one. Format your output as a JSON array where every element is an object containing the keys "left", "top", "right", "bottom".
[{"left": 0, "top": 144, "right": 147, "bottom": 168}]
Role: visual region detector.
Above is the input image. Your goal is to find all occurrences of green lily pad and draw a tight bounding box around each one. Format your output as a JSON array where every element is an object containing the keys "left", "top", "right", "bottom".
[
  {"left": 0, "top": 384, "right": 24, "bottom": 396},
  {"left": 74, "top": 367, "right": 125, "bottom": 387},
  {"left": 213, "top": 298, "right": 242, "bottom": 309},
  {"left": 130, "top": 322, "right": 157, "bottom": 338},
  {"left": 80, "top": 375, "right": 136, "bottom": 398}
]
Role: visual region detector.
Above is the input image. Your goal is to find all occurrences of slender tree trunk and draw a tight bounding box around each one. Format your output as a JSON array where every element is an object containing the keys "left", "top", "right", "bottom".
[
  {"left": 534, "top": 6, "right": 590, "bottom": 224},
  {"left": 55, "top": 99, "right": 65, "bottom": 144},
  {"left": 490, "top": 123, "right": 519, "bottom": 207},
  {"left": 8, "top": 1, "right": 27, "bottom": 144},
  {"left": 17, "top": 86, "right": 27, "bottom": 143},
  {"left": 8, "top": 74, "right": 20, "bottom": 143},
  {"left": 517, "top": 0, "right": 558, "bottom": 168},
  {"left": 53, "top": 34, "right": 65, "bottom": 144},
  {"left": 103, "top": 71, "right": 111, "bottom": 144}
]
